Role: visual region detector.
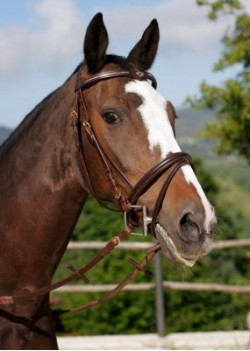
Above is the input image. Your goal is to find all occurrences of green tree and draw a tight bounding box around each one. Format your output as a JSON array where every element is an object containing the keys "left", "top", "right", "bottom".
[{"left": 188, "top": 1, "right": 250, "bottom": 162}]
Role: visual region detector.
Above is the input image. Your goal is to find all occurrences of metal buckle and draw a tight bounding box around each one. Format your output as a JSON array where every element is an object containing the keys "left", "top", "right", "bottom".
[{"left": 124, "top": 205, "right": 152, "bottom": 236}]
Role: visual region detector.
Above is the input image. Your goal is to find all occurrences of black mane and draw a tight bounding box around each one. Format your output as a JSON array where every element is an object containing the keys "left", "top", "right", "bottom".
[
  {"left": 71, "top": 54, "right": 132, "bottom": 77},
  {"left": 104, "top": 55, "right": 132, "bottom": 69}
]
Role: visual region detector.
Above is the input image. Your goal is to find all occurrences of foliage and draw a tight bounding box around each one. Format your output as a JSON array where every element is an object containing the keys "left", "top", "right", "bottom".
[
  {"left": 197, "top": 0, "right": 242, "bottom": 20},
  {"left": 188, "top": 1, "right": 250, "bottom": 163},
  {"left": 53, "top": 158, "right": 250, "bottom": 335}
]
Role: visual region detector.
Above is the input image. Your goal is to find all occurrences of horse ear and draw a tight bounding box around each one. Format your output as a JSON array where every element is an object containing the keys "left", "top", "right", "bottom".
[
  {"left": 127, "top": 19, "right": 159, "bottom": 71},
  {"left": 84, "top": 13, "right": 108, "bottom": 72}
]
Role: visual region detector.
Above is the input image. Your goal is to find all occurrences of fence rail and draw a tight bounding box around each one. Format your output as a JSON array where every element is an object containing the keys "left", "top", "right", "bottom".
[
  {"left": 56, "top": 281, "right": 250, "bottom": 294},
  {"left": 67, "top": 238, "right": 250, "bottom": 250},
  {"left": 57, "top": 238, "right": 250, "bottom": 295},
  {"left": 54, "top": 238, "right": 250, "bottom": 336}
]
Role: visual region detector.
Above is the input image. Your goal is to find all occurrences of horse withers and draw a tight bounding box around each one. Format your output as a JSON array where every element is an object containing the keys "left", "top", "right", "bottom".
[{"left": 0, "top": 13, "right": 216, "bottom": 349}]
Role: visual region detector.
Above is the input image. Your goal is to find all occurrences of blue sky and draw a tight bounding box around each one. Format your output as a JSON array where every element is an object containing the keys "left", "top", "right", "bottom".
[{"left": 0, "top": 0, "right": 248, "bottom": 128}]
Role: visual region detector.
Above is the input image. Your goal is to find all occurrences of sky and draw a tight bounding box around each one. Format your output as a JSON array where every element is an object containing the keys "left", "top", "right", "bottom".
[{"left": 0, "top": 0, "right": 249, "bottom": 128}]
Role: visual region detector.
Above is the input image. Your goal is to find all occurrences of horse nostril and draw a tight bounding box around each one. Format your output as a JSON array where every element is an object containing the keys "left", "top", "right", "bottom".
[{"left": 179, "top": 213, "right": 201, "bottom": 243}]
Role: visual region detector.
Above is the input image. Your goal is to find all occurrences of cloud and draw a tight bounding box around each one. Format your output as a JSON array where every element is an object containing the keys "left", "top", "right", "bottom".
[
  {"left": 0, "top": 25, "right": 30, "bottom": 76},
  {"left": 0, "top": 0, "right": 83, "bottom": 78},
  {"left": 0, "top": 0, "right": 246, "bottom": 79},
  {"left": 103, "top": 0, "right": 233, "bottom": 55},
  {"left": 33, "top": 0, "right": 83, "bottom": 68}
]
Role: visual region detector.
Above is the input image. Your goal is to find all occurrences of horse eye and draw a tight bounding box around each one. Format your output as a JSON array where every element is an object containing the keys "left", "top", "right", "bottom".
[{"left": 102, "top": 111, "right": 121, "bottom": 125}]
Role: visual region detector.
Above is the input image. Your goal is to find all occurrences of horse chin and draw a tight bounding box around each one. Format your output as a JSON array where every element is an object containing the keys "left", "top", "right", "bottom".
[{"left": 155, "top": 223, "right": 197, "bottom": 267}]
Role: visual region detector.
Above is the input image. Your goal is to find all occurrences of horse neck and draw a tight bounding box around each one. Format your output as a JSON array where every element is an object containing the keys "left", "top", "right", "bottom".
[{"left": 0, "top": 73, "right": 88, "bottom": 289}]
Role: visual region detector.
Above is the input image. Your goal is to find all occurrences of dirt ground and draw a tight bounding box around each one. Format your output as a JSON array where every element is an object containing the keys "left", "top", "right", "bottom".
[{"left": 57, "top": 331, "right": 250, "bottom": 350}]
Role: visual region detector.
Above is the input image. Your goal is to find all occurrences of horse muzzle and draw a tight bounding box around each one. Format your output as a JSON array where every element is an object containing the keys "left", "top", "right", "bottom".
[{"left": 155, "top": 222, "right": 213, "bottom": 267}]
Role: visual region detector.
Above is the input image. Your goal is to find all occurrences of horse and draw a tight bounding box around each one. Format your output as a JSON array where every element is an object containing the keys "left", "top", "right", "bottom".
[{"left": 0, "top": 13, "right": 216, "bottom": 349}]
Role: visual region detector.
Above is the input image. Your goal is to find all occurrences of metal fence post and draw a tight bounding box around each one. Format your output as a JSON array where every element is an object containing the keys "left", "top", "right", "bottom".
[{"left": 154, "top": 251, "right": 166, "bottom": 337}]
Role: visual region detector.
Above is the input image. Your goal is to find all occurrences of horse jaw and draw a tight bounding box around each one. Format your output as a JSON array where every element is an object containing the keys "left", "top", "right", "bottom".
[{"left": 155, "top": 223, "right": 200, "bottom": 267}]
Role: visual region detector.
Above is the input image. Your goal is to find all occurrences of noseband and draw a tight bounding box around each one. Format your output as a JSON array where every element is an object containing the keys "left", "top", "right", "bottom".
[{"left": 73, "top": 67, "right": 193, "bottom": 237}]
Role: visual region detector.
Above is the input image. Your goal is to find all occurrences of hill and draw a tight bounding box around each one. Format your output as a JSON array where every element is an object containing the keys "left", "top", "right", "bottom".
[
  {"left": 0, "top": 126, "right": 11, "bottom": 145},
  {"left": 176, "top": 107, "right": 216, "bottom": 158},
  {"left": 176, "top": 107, "right": 250, "bottom": 233}
]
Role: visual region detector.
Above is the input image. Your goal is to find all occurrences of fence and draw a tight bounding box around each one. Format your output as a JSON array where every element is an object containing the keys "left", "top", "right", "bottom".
[{"left": 53, "top": 238, "right": 250, "bottom": 336}]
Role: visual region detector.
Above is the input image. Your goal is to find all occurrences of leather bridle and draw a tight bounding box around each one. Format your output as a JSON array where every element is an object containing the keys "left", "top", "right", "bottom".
[
  {"left": 0, "top": 66, "right": 193, "bottom": 312},
  {"left": 73, "top": 67, "right": 193, "bottom": 237}
]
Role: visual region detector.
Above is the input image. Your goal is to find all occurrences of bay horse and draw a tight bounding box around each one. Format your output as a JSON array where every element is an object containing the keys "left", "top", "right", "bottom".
[{"left": 0, "top": 13, "right": 216, "bottom": 349}]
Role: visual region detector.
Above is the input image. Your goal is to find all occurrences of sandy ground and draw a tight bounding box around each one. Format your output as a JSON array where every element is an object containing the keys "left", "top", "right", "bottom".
[{"left": 57, "top": 331, "right": 250, "bottom": 350}]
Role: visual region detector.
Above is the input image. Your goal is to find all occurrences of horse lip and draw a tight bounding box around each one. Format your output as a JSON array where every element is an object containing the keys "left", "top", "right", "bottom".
[{"left": 155, "top": 223, "right": 197, "bottom": 267}]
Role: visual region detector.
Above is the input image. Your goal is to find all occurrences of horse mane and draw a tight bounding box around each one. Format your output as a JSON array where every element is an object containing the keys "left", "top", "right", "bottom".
[
  {"left": 0, "top": 89, "right": 58, "bottom": 157},
  {"left": 69, "top": 55, "right": 131, "bottom": 78},
  {"left": 0, "top": 55, "right": 130, "bottom": 157},
  {"left": 104, "top": 55, "right": 132, "bottom": 69}
]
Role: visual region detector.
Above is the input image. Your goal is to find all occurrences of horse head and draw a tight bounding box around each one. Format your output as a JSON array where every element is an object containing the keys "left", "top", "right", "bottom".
[{"left": 75, "top": 13, "right": 216, "bottom": 267}]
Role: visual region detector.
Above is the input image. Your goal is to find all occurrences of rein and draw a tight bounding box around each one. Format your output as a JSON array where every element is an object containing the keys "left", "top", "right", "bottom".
[{"left": 0, "top": 67, "right": 193, "bottom": 312}]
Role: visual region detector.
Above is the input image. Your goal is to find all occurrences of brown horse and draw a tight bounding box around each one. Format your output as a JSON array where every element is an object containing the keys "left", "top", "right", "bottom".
[{"left": 0, "top": 13, "right": 216, "bottom": 349}]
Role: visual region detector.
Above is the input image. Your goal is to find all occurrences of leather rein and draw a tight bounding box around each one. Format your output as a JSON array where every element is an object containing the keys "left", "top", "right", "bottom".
[{"left": 0, "top": 68, "right": 193, "bottom": 312}]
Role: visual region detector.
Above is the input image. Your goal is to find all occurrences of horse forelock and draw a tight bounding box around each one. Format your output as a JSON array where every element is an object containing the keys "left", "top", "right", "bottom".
[{"left": 71, "top": 55, "right": 133, "bottom": 79}]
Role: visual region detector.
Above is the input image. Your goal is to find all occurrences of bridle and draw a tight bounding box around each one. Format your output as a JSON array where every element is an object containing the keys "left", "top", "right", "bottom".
[
  {"left": 72, "top": 67, "right": 193, "bottom": 237},
  {"left": 0, "top": 66, "right": 193, "bottom": 312}
]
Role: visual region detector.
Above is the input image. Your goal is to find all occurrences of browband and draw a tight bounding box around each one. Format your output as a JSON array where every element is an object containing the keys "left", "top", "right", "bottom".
[{"left": 75, "top": 69, "right": 157, "bottom": 91}]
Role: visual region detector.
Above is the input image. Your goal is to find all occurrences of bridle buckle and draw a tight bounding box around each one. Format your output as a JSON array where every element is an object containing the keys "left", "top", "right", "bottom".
[{"left": 124, "top": 205, "right": 152, "bottom": 236}]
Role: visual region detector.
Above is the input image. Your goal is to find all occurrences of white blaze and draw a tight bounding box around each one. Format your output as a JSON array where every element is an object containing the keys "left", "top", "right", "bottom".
[
  {"left": 126, "top": 81, "right": 180, "bottom": 158},
  {"left": 125, "top": 80, "right": 215, "bottom": 232}
]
